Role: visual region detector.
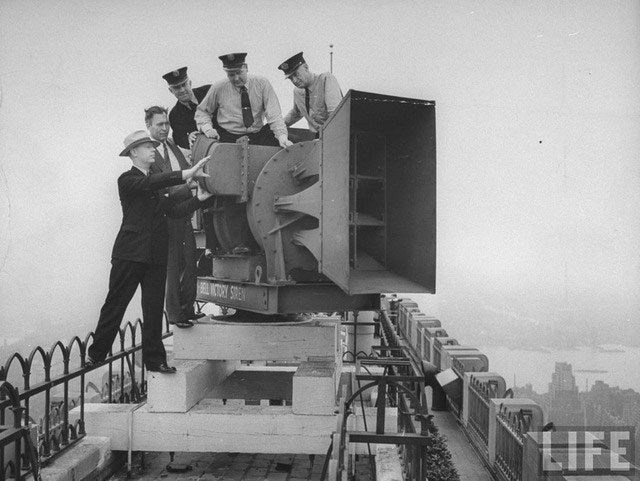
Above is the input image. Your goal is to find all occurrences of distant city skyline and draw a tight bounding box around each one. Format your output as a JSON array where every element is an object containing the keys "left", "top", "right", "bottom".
[
  {"left": 1, "top": 2, "right": 639, "bottom": 433},
  {"left": 514, "top": 361, "right": 640, "bottom": 469}
]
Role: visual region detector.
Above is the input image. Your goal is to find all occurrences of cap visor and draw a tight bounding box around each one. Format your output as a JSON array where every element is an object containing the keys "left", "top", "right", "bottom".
[
  {"left": 282, "top": 61, "right": 304, "bottom": 79},
  {"left": 168, "top": 79, "right": 189, "bottom": 87}
]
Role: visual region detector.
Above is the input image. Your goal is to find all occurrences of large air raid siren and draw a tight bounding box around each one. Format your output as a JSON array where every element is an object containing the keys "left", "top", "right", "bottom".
[{"left": 192, "top": 90, "right": 436, "bottom": 314}]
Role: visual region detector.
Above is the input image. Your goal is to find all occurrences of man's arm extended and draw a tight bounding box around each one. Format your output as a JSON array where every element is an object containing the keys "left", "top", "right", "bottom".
[
  {"left": 166, "top": 182, "right": 214, "bottom": 218},
  {"left": 284, "top": 99, "right": 302, "bottom": 127},
  {"left": 262, "top": 79, "right": 291, "bottom": 147},
  {"left": 119, "top": 157, "right": 211, "bottom": 195}
]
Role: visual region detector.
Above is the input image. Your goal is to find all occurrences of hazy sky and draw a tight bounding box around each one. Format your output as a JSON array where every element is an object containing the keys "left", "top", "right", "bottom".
[{"left": 1, "top": 0, "right": 639, "bottom": 349}]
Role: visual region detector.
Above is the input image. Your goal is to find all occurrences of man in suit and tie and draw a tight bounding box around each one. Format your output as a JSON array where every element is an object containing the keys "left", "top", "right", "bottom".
[
  {"left": 87, "top": 131, "right": 212, "bottom": 373},
  {"left": 162, "top": 67, "right": 211, "bottom": 149},
  {"left": 145, "top": 106, "right": 203, "bottom": 329}
]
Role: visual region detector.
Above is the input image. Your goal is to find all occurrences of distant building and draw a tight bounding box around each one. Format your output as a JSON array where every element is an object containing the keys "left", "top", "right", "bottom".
[
  {"left": 550, "top": 362, "right": 577, "bottom": 392},
  {"left": 548, "top": 362, "right": 583, "bottom": 426},
  {"left": 622, "top": 393, "right": 640, "bottom": 427}
]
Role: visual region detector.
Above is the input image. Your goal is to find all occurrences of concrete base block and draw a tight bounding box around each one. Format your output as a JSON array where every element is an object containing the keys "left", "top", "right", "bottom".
[
  {"left": 375, "top": 445, "right": 403, "bottom": 481},
  {"left": 39, "top": 436, "right": 114, "bottom": 481},
  {"left": 146, "top": 359, "right": 238, "bottom": 412},
  {"left": 173, "top": 319, "right": 338, "bottom": 361},
  {"left": 293, "top": 360, "right": 336, "bottom": 415},
  {"left": 76, "top": 402, "right": 397, "bottom": 456},
  {"left": 75, "top": 401, "right": 335, "bottom": 454},
  {"left": 71, "top": 404, "right": 141, "bottom": 449}
]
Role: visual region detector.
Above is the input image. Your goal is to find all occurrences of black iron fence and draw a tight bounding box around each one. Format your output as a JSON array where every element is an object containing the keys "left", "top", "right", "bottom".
[
  {"left": 494, "top": 405, "right": 532, "bottom": 481},
  {"left": 0, "top": 317, "right": 173, "bottom": 480}
]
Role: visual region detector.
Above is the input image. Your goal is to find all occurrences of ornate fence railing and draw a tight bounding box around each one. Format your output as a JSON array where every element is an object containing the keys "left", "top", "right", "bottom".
[
  {"left": 467, "top": 375, "right": 494, "bottom": 447},
  {"left": 494, "top": 405, "right": 529, "bottom": 481},
  {"left": 0, "top": 316, "right": 173, "bottom": 478}
]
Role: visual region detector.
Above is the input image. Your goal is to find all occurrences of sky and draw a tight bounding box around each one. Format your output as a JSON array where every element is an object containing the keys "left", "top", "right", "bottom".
[{"left": 0, "top": 0, "right": 639, "bottom": 355}]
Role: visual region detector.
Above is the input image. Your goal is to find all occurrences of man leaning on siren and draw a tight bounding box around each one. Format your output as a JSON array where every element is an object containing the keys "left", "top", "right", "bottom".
[
  {"left": 162, "top": 66, "right": 211, "bottom": 149},
  {"left": 86, "top": 131, "right": 212, "bottom": 374},
  {"left": 278, "top": 51, "right": 342, "bottom": 137},
  {"left": 195, "top": 52, "right": 293, "bottom": 148},
  {"left": 145, "top": 105, "right": 203, "bottom": 329}
]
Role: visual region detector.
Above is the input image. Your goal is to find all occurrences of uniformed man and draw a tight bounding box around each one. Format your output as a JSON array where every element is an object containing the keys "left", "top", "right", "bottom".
[
  {"left": 162, "top": 67, "right": 212, "bottom": 149},
  {"left": 145, "top": 106, "right": 203, "bottom": 329},
  {"left": 278, "top": 52, "right": 342, "bottom": 135},
  {"left": 195, "top": 52, "right": 292, "bottom": 148},
  {"left": 87, "top": 131, "right": 212, "bottom": 373}
]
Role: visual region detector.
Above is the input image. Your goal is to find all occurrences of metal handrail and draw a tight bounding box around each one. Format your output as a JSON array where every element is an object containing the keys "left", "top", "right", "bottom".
[
  {"left": 0, "top": 315, "right": 173, "bottom": 472},
  {"left": 325, "top": 307, "right": 432, "bottom": 481}
]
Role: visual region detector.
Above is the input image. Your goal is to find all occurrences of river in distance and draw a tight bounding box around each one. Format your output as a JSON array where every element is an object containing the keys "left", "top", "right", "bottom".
[{"left": 478, "top": 344, "right": 640, "bottom": 393}]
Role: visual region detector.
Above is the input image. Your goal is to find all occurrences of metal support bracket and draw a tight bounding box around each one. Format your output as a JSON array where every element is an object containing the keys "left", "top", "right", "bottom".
[
  {"left": 292, "top": 228, "right": 321, "bottom": 261},
  {"left": 274, "top": 182, "right": 321, "bottom": 219}
]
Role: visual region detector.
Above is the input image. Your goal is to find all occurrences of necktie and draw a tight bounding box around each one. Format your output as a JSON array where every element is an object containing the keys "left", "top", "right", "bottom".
[
  {"left": 188, "top": 101, "right": 197, "bottom": 111},
  {"left": 305, "top": 88, "right": 310, "bottom": 114},
  {"left": 240, "top": 86, "right": 253, "bottom": 128},
  {"left": 163, "top": 142, "right": 170, "bottom": 168}
]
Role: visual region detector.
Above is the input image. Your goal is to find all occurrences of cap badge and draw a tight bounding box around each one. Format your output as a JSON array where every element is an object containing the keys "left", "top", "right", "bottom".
[
  {"left": 282, "top": 62, "right": 289, "bottom": 70},
  {"left": 172, "top": 70, "right": 179, "bottom": 77},
  {"left": 228, "top": 53, "right": 235, "bottom": 61}
]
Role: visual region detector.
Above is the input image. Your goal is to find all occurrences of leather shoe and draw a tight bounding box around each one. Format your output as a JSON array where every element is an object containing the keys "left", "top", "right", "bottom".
[
  {"left": 85, "top": 356, "right": 104, "bottom": 369},
  {"left": 186, "top": 312, "right": 206, "bottom": 321},
  {"left": 175, "top": 320, "right": 194, "bottom": 328},
  {"left": 169, "top": 319, "right": 194, "bottom": 328},
  {"left": 146, "top": 362, "right": 177, "bottom": 374}
]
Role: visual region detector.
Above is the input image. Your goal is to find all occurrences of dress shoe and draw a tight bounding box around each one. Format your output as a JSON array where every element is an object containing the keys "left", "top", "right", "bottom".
[
  {"left": 186, "top": 312, "right": 206, "bottom": 321},
  {"left": 85, "top": 356, "right": 104, "bottom": 369},
  {"left": 146, "top": 362, "right": 177, "bottom": 374},
  {"left": 169, "top": 318, "right": 194, "bottom": 328},
  {"left": 174, "top": 320, "right": 194, "bottom": 329}
]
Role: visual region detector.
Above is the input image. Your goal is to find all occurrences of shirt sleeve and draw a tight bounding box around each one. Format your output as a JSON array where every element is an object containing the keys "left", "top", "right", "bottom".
[
  {"left": 284, "top": 98, "right": 302, "bottom": 126},
  {"left": 261, "top": 79, "right": 288, "bottom": 138},
  {"left": 195, "top": 85, "right": 217, "bottom": 132},
  {"left": 324, "top": 74, "right": 343, "bottom": 114}
]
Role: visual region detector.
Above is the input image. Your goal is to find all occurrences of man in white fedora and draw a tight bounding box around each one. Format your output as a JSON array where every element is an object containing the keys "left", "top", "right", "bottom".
[{"left": 87, "top": 131, "right": 212, "bottom": 373}]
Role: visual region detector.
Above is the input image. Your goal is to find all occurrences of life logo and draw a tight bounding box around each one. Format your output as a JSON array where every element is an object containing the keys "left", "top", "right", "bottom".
[{"left": 539, "top": 426, "right": 636, "bottom": 477}]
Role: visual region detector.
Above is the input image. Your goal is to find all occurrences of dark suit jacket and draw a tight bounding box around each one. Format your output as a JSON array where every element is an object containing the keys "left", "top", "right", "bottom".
[
  {"left": 170, "top": 84, "right": 211, "bottom": 149},
  {"left": 151, "top": 139, "right": 196, "bottom": 247},
  {"left": 151, "top": 139, "right": 192, "bottom": 200},
  {"left": 111, "top": 168, "right": 201, "bottom": 265}
]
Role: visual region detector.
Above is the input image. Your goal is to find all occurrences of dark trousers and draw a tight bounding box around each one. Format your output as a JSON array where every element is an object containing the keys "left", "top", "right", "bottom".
[
  {"left": 89, "top": 259, "right": 167, "bottom": 367},
  {"left": 165, "top": 219, "right": 197, "bottom": 323},
  {"left": 216, "top": 124, "right": 279, "bottom": 147}
]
